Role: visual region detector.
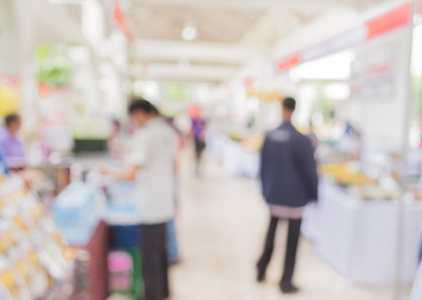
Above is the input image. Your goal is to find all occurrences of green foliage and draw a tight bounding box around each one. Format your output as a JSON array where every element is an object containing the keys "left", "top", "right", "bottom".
[{"left": 36, "top": 44, "right": 74, "bottom": 87}]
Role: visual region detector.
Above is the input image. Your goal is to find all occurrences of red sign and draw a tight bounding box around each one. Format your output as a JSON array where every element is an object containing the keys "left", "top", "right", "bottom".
[
  {"left": 366, "top": 3, "right": 411, "bottom": 40},
  {"left": 276, "top": 54, "right": 301, "bottom": 72},
  {"left": 274, "top": 1, "right": 418, "bottom": 74},
  {"left": 112, "top": 0, "right": 133, "bottom": 41}
]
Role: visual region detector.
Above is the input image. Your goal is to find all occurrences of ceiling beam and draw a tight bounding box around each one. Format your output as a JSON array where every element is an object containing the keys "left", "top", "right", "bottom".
[
  {"left": 29, "top": 0, "right": 87, "bottom": 45},
  {"left": 133, "top": 39, "right": 266, "bottom": 64},
  {"left": 145, "top": 62, "right": 237, "bottom": 82}
]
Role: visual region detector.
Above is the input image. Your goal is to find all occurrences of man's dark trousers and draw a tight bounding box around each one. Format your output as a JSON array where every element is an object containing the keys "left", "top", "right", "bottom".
[
  {"left": 140, "top": 223, "right": 169, "bottom": 300},
  {"left": 257, "top": 216, "right": 302, "bottom": 285}
]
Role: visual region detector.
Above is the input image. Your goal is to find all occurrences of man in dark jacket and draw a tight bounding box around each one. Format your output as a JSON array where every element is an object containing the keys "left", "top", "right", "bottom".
[{"left": 257, "top": 97, "right": 318, "bottom": 294}]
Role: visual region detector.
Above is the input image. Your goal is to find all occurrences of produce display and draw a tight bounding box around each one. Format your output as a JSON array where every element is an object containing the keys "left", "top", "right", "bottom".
[
  {"left": 224, "top": 130, "right": 264, "bottom": 152},
  {"left": 241, "top": 135, "right": 264, "bottom": 152},
  {"left": 321, "top": 163, "right": 401, "bottom": 201},
  {"left": 321, "top": 163, "right": 376, "bottom": 187},
  {"left": 0, "top": 175, "right": 77, "bottom": 299}
]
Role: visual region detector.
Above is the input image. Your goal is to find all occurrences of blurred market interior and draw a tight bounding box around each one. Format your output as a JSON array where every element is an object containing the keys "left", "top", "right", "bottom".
[{"left": 4, "top": 0, "right": 422, "bottom": 299}]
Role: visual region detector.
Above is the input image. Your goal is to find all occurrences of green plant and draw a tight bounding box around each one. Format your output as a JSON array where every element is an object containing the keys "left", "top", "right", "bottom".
[{"left": 36, "top": 44, "right": 74, "bottom": 87}]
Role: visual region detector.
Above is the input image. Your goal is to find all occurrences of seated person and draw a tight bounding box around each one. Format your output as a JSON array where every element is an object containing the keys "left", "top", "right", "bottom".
[{"left": 0, "top": 114, "right": 25, "bottom": 167}]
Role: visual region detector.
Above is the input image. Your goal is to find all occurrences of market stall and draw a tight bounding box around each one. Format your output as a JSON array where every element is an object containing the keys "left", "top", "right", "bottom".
[
  {"left": 303, "top": 180, "right": 422, "bottom": 285},
  {"left": 53, "top": 181, "right": 110, "bottom": 300},
  {"left": 206, "top": 131, "right": 261, "bottom": 178},
  {"left": 53, "top": 173, "right": 144, "bottom": 300}
]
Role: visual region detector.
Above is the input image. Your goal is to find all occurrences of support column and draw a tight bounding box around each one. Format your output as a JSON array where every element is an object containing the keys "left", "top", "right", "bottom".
[{"left": 15, "top": 0, "right": 38, "bottom": 134}]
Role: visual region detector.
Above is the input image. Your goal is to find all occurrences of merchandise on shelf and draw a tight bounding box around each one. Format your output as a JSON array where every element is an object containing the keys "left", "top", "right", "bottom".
[
  {"left": 320, "top": 163, "right": 401, "bottom": 201},
  {"left": 53, "top": 181, "right": 105, "bottom": 246},
  {"left": 0, "top": 176, "right": 77, "bottom": 299}
]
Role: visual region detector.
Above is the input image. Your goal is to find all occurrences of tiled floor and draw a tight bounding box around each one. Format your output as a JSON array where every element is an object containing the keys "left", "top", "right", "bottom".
[{"left": 170, "top": 154, "right": 409, "bottom": 300}]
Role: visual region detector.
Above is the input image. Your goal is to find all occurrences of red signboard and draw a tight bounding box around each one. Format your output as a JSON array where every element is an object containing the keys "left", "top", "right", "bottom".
[
  {"left": 274, "top": 1, "right": 419, "bottom": 74},
  {"left": 366, "top": 3, "right": 411, "bottom": 40},
  {"left": 112, "top": 0, "right": 133, "bottom": 41},
  {"left": 276, "top": 54, "right": 301, "bottom": 72}
]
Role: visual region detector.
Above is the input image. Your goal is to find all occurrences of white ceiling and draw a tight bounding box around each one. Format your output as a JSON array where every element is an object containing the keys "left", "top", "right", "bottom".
[
  {"left": 33, "top": 0, "right": 389, "bottom": 83},
  {"left": 124, "top": 0, "right": 387, "bottom": 82}
]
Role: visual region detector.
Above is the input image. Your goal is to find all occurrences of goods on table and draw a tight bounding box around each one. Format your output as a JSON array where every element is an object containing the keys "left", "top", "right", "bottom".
[
  {"left": 241, "top": 135, "right": 264, "bottom": 152},
  {"left": 53, "top": 181, "right": 105, "bottom": 246},
  {"left": 321, "top": 164, "right": 377, "bottom": 187},
  {"left": 0, "top": 175, "right": 76, "bottom": 299},
  {"left": 224, "top": 130, "right": 264, "bottom": 152},
  {"left": 321, "top": 163, "right": 401, "bottom": 200}
]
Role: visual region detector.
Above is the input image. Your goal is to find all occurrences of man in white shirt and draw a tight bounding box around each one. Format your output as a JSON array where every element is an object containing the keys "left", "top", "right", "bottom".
[{"left": 102, "top": 99, "right": 178, "bottom": 300}]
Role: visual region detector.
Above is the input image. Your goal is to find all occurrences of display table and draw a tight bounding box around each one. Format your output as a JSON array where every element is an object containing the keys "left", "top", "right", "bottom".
[
  {"left": 79, "top": 221, "right": 110, "bottom": 300},
  {"left": 206, "top": 132, "right": 259, "bottom": 178},
  {"left": 53, "top": 182, "right": 110, "bottom": 300},
  {"left": 303, "top": 181, "right": 422, "bottom": 285},
  {"left": 410, "top": 261, "right": 422, "bottom": 300}
]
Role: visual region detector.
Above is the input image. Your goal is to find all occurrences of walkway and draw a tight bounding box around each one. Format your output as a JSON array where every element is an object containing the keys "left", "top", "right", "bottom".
[{"left": 170, "top": 153, "right": 402, "bottom": 300}]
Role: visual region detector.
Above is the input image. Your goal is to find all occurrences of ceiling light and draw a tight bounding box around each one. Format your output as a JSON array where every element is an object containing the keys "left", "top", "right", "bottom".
[{"left": 182, "top": 23, "right": 197, "bottom": 41}]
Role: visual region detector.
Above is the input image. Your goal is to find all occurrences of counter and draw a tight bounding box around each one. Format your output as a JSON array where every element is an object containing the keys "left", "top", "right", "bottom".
[{"left": 303, "top": 181, "right": 422, "bottom": 285}]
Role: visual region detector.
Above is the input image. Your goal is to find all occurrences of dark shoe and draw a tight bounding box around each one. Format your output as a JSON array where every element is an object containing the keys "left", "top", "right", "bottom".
[
  {"left": 257, "top": 268, "right": 266, "bottom": 283},
  {"left": 280, "top": 283, "right": 299, "bottom": 294}
]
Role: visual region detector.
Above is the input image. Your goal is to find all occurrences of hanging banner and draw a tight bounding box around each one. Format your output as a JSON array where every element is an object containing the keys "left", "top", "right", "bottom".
[
  {"left": 100, "top": 0, "right": 133, "bottom": 41},
  {"left": 276, "top": 54, "right": 301, "bottom": 72},
  {"left": 301, "top": 26, "right": 367, "bottom": 62},
  {"left": 366, "top": 3, "right": 411, "bottom": 40},
  {"left": 274, "top": 1, "right": 416, "bottom": 74},
  {"left": 112, "top": 0, "right": 133, "bottom": 41}
]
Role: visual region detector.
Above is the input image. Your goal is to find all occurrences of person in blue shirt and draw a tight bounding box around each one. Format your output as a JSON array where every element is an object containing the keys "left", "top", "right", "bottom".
[{"left": 257, "top": 97, "right": 318, "bottom": 294}]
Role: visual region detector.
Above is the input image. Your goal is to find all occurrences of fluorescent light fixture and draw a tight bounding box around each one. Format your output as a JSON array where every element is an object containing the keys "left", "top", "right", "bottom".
[{"left": 182, "top": 23, "right": 198, "bottom": 41}]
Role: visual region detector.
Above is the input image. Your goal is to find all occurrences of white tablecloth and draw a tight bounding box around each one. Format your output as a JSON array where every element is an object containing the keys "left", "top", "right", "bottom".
[
  {"left": 207, "top": 132, "right": 259, "bottom": 178},
  {"left": 303, "top": 182, "right": 422, "bottom": 285},
  {"left": 410, "top": 261, "right": 422, "bottom": 300}
]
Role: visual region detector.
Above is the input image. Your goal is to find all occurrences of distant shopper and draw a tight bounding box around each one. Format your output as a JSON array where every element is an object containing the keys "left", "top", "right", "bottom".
[
  {"left": 107, "top": 119, "right": 123, "bottom": 159},
  {"left": 191, "top": 113, "right": 207, "bottom": 175},
  {"left": 101, "top": 99, "right": 178, "bottom": 300},
  {"left": 0, "top": 114, "right": 25, "bottom": 165},
  {"left": 307, "top": 122, "right": 319, "bottom": 151},
  {"left": 257, "top": 97, "right": 318, "bottom": 294}
]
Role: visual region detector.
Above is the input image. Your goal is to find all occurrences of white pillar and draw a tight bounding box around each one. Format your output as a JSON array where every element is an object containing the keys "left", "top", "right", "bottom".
[
  {"left": 14, "top": 0, "right": 38, "bottom": 134},
  {"left": 0, "top": 0, "right": 20, "bottom": 74},
  {"left": 82, "top": 0, "right": 105, "bottom": 48}
]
